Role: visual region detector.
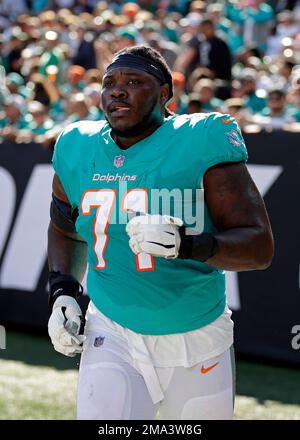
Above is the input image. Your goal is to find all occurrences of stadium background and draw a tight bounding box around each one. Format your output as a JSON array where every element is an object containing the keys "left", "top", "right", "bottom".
[{"left": 0, "top": 0, "right": 300, "bottom": 420}]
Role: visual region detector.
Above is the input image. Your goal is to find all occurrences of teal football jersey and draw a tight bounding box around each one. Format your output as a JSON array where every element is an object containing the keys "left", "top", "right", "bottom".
[{"left": 52, "top": 112, "right": 248, "bottom": 334}]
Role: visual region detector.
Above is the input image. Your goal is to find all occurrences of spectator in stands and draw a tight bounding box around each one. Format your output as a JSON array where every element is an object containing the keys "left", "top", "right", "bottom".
[
  {"left": 207, "top": 2, "right": 231, "bottom": 39},
  {"left": 168, "top": 71, "right": 188, "bottom": 114},
  {"left": 27, "top": 100, "right": 55, "bottom": 136},
  {"left": 122, "top": 2, "right": 140, "bottom": 22},
  {"left": 65, "top": 92, "right": 99, "bottom": 122},
  {"left": 84, "top": 69, "right": 103, "bottom": 85},
  {"left": 186, "top": 66, "right": 213, "bottom": 93},
  {"left": 83, "top": 83, "right": 103, "bottom": 119},
  {"left": 115, "top": 26, "right": 138, "bottom": 51},
  {"left": 137, "top": 17, "right": 160, "bottom": 44},
  {"left": 266, "top": 25, "right": 284, "bottom": 56},
  {"left": 60, "top": 65, "right": 86, "bottom": 96},
  {"left": 39, "top": 10, "right": 57, "bottom": 29},
  {"left": 6, "top": 31, "right": 27, "bottom": 74},
  {"left": 235, "top": 43, "right": 263, "bottom": 68},
  {"left": 72, "top": 25, "right": 97, "bottom": 70},
  {"left": 5, "top": 71, "right": 32, "bottom": 100},
  {"left": 0, "top": 1, "right": 27, "bottom": 20},
  {"left": 186, "top": 92, "right": 203, "bottom": 114},
  {"left": 6, "top": 72, "right": 24, "bottom": 94},
  {"left": 73, "top": 0, "right": 94, "bottom": 14},
  {"left": 236, "top": 68, "right": 267, "bottom": 113},
  {"left": 0, "top": 94, "right": 28, "bottom": 141},
  {"left": 225, "top": 0, "right": 274, "bottom": 53},
  {"left": 40, "top": 90, "right": 100, "bottom": 148},
  {"left": 173, "top": 11, "right": 203, "bottom": 75},
  {"left": 31, "top": 0, "right": 50, "bottom": 14},
  {"left": 253, "top": 88, "right": 297, "bottom": 128},
  {"left": 193, "top": 78, "right": 223, "bottom": 112},
  {"left": 165, "top": 0, "right": 191, "bottom": 15},
  {"left": 160, "top": 16, "right": 180, "bottom": 44},
  {"left": 287, "top": 69, "right": 300, "bottom": 119},
  {"left": 147, "top": 33, "right": 180, "bottom": 70},
  {"left": 0, "top": 65, "right": 9, "bottom": 106},
  {"left": 278, "top": 58, "right": 296, "bottom": 86},
  {"left": 198, "top": 17, "right": 232, "bottom": 81},
  {"left": 1, "top": 0, "right": 300, "bottom": 147},
  {"left": 276, "top": 9, "right": 299, "bottom": 38},
  {"left": 176, "top": 17, "right": 232, "bottom": 83},
  {"left": 223, "top": 97, "right": 252, "bottom": 129},
  {"left": 29, "top": 72, "right": 64, "bottom": 122},
  {"left": 39, "top": 31, "right": 63, "bottom": 77},
  {"left": 30, "top": 73, "right": 58, "bottom": 107}
]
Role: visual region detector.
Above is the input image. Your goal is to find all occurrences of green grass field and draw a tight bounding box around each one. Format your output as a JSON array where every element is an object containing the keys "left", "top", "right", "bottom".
[{"left": 0, "top": 330, "right": 299, "bottom": 420}]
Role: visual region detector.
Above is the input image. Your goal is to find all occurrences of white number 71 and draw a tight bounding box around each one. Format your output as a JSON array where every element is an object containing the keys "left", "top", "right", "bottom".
[{"left": 81, "top": 189, "right": 154, "bottom": 272}]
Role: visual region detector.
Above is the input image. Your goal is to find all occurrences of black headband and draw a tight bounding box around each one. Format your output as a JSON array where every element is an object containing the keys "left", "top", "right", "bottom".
[{"left": 106, "top": 53, "right": 167, "bottom": 87}]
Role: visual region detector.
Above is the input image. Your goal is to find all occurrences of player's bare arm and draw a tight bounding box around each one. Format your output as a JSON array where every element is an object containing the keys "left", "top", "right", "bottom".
[
  {"left": 127, "top": 162, "right": 274, "bottom": 271},
  {"left": 47, "top": 174, "right": 87, "bottom": 357},
  {"left": 203, "top": 161, "right": 274, "bottom": 271},
  {"left": 174, "top": 46, "right": 197, "bottom": 72},
  {"left": 48, "top": 173, "right": 87, "bottom": 281}
]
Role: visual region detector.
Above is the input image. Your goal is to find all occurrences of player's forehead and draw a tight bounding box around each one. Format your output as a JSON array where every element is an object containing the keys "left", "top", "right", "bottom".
[{"left": 102, "top": 67, "right": 155, "bottom": 82}]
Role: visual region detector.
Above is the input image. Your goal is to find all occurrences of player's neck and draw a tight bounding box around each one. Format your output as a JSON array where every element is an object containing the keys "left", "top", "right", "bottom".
[{"left": 112, "top": 120, "right": 163, "bottom": 150}]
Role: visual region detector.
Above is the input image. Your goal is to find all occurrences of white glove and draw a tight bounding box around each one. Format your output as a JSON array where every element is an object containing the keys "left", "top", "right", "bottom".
[
  {"left": 48, "top": 295, "right": 86, "bottom": 357},
  {"left": 126, "top": 213, "right": 183, "bottom": 259}
]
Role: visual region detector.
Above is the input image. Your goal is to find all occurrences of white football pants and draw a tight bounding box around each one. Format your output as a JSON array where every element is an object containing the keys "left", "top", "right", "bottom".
[{"left": 77, "top": 332, "right": 235, "bottom": 420}]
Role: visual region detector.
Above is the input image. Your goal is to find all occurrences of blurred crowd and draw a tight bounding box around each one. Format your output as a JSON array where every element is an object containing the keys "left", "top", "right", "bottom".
[{"left": 1, "top": 0, "right": 300, "bottom": 147}]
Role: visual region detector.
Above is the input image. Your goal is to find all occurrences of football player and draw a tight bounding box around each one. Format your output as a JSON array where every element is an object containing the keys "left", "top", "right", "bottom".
[{"left": 47, "top": 46, "right": 274, "bottom": 420}]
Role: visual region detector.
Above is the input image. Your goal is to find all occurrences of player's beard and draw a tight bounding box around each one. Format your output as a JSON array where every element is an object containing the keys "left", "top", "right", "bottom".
[{"left": 108, "top": 99, "right": 160, "bottom": 139}]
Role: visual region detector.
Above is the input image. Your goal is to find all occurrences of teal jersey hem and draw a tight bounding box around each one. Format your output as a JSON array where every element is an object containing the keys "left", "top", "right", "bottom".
[
  {"left": 88, "top": 278, "right": 226, "bottom": 335},
  {"left": 89, "top": 296, "right": 226, "bottom": 335}
]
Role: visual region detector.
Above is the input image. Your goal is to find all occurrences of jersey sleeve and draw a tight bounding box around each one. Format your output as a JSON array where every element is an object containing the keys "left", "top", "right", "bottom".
[
  {"left": 52, "top": 123, "right": 78, "bottom": 207},
  {"left": 202, "top": 112, "right": 248, "bottom": 173},
  {"left": 52, "top": 120, "right": 106, "bottom": 207}
]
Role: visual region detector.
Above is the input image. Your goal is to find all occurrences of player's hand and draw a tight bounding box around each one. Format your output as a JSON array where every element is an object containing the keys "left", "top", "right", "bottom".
[
  {"left": 126, "top": 213, "right": 183, "bottom": 259},
  {"left": 48, "top": 295, "right": 86, "bottom": 357}
]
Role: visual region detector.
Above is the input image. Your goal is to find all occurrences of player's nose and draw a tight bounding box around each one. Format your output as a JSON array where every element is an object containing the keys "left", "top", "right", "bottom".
[{"left": 110, "top": 86, "right": 128, "bottom": 99}]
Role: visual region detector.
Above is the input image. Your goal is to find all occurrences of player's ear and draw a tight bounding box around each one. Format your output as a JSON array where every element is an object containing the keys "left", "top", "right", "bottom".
[{"left": 160, "top": 84, "right": 169, "bottom": 106}]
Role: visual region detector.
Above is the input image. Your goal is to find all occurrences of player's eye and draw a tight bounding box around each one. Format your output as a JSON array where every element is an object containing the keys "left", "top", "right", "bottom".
[{"left": 128, "top": 79, "right": 141, "bottom": 86}]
